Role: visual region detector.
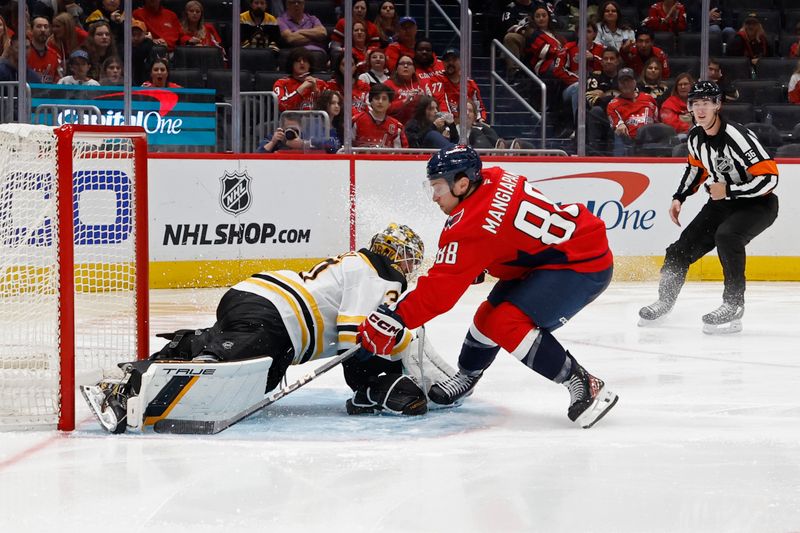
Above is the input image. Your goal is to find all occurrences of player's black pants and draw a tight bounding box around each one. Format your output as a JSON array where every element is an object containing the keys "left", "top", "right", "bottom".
[{"left": 658, "top": 193, "right": 778, "bottom": 306}]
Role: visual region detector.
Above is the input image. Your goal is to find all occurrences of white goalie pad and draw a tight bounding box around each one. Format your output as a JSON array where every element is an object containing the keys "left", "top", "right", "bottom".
[
  {"left": 126, "top": 356, "right": 273, "bottom": 431},
  {"left": 400, "top": 332, "right": 457, "bottom": 394}
]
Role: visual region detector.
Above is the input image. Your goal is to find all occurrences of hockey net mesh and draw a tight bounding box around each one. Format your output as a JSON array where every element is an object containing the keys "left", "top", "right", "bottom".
[{"left": 0, "top": 125, "right": 140, "bottom": 428}]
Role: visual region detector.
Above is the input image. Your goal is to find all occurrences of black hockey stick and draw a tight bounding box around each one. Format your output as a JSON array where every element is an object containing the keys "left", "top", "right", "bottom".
[{"left": 153, "top": 345, "right": 362, "bottom": 435}]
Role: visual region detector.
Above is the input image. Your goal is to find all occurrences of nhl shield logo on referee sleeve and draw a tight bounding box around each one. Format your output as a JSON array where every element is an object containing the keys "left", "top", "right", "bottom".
[{"left": 220, "top": 171, "right": 253, "bottom": 215}]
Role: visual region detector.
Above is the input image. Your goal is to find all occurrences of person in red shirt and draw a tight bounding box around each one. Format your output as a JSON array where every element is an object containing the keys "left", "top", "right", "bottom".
[
  {"left": 659, "top": 72, "right": 694, "bottom": 134},
  {"left": 384, "top": 16, "right": 416, "bottom": 73},
  {"left": 789, "top": 60, "right": 800, "bottom": 104},
  {"left": 352, "top": 83, "right": 408, "bottom": 149},
  {"left": 28, "top": 16, "right": 60, "bottom": 83},
  {"left": 643, "top": 0, "right": 687, "bottom": 33},
  {"left": 621, "top": 28, "right": 670, "bottom": 79},
  {"left": 329, "top": 0, "right": 379, "bottom": 56},
  {"left": 526, "top": 6, "right": 564, "bottom": 80},
  {"left": 141, "top": 58, "right": 182, "bottom": 88},
  {"left": 558, "top": 22, "right": 605, "bottom": 123},
  {"left": 326, "top": 53, "right": 371, "bottom": 114},
  {"left": 273, "top": 47, "right": 328, "bottom": 112},
  {"left": 413, "top": 38, "right": 444, "bottom": 82},
  {"left": 179, "top": 0, "right": 224, "bottom": 49},
  {"left": 385, "top": 54, "right": 427, "bottom": 124},
  {"left": 133, "top": 0, "right": 181, "bottom": 51},
  {"left": 606, "top": 67, "right": 659, "bottom": 155},
  {"left": 727, "top": 13, "right": 773, "bottom": 68},
  {"left": 48, "top": 12, "right": 88, "bottom": 78},
  {"left": 428, "top": 48, "right": 487, "bottom": 122},
  {"left": 356, "top": 145, "right": 618, "bottom": 428}
]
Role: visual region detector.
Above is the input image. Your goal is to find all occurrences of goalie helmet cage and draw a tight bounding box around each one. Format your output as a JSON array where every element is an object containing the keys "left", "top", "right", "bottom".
[{"left": 0, "top": 124, "right": 149, "bottom": 432}]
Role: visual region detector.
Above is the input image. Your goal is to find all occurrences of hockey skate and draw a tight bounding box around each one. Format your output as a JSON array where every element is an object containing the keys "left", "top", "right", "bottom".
[
  {"left": 564, "top": 362, "right": 618, "bottom": 429},
  {"left": 428, "top": 370, "right": 482, "bottom": 406},
  {"left": 638, "top": 299, "right": 674, "bottom": 326},
  {"left": 80, "top": 379, "right": 129, "bottom": 434},
  {"left": 702, "top": 302, "right": 744, "bottom": 335}
]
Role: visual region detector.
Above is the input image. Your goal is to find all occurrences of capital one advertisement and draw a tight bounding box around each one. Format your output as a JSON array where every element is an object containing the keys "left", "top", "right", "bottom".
[{"left": 30, "top": 84, "right": 216, "bottom": 146}]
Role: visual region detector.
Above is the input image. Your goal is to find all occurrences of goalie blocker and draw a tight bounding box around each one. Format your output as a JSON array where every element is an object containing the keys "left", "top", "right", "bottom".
[{"left": 82, "top": 332, "right": 455, "bottom": 433}]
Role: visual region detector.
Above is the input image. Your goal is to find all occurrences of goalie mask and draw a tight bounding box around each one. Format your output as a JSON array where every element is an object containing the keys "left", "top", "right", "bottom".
[{"left": 369, "top": 223, "right": 424, "bottom": 277}]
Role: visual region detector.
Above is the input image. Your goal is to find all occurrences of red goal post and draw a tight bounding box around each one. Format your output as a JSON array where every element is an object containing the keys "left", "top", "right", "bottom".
[{"left": 0, "top": 124, "right": 149, "bottom": 431}]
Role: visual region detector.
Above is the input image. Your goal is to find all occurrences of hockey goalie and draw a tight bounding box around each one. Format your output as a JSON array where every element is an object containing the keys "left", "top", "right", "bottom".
[{"left": 81, "top": 223, "right": 456, "bottom": 433}]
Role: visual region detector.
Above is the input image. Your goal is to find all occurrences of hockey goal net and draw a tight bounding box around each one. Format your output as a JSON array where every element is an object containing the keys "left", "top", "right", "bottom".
[{"left": 0, "top": 124, "right": 148, "bottom": 431}]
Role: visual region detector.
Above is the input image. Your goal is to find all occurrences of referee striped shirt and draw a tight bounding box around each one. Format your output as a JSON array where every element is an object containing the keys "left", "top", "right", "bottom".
[{"left": 674, "top": 119, "right": 779, "bottom": 202}]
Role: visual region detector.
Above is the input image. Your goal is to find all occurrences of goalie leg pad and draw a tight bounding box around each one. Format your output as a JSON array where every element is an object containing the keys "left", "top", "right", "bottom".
[
  {"left": 400, "top": 333, "right": 458, "bottom": 394},
  {"left": 346, "top": 374, "right": 427, "bottom": 416}
]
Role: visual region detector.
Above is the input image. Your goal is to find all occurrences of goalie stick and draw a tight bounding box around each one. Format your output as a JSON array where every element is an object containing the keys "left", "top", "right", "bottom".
[{"left": 153, "top": 345, "right": 361, "bottom": 435}]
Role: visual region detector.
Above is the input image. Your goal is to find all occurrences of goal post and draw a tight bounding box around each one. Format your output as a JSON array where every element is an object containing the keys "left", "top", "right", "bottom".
[{"left": 0, "top": 124, "right": 149, "bottom": 431}]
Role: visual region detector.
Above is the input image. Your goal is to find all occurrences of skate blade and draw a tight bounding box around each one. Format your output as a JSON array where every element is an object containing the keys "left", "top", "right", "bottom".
[
  {"left": 79, "top": 385, "right": 121, "bottom": 433},
  {"left": 702, "top": 319, "right": 742, "bottom": 335},
  {"left": 637, "top": 315, "right": 669, "bottom": 327},
  {"left": 575, "top": 387, "right": 618, "bottom": 429}
]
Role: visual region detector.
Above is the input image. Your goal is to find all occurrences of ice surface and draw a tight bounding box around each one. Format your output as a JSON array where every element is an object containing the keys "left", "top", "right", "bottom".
[{"left": 1, "top": 282, "right": 799, "bottom": 533}]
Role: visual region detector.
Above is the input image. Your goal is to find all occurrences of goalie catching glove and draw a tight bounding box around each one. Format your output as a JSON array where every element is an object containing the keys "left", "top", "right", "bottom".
[
  {"left": 346, "top": 374, "right": 427, "bottom": 416},
  {"left": 357, "top": 304, "right": 406, "bottom": 359}
]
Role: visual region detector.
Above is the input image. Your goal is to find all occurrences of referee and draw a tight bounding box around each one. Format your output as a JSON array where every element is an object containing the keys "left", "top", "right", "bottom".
[{"left": 639, "top": 80, "right": 779, "bottom": 334}]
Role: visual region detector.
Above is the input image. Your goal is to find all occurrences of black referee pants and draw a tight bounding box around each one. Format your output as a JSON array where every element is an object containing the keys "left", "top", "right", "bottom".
[{"left": 658, "top": 193, "right": 779, "bottom": 306}]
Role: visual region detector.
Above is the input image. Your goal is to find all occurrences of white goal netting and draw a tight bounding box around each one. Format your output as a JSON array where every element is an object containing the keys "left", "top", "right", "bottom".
[{"left": 0, "top": 125, "right": 145, "bottom": 430}]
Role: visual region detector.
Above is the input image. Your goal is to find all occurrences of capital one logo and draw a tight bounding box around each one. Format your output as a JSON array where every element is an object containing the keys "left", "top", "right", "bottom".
[{"left": 220, "top": 171, "right": 253, "bottom": 215}]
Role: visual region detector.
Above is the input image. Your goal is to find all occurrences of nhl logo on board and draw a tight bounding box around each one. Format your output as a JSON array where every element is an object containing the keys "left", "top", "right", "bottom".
[
  {"left": 714, "top": 157, "right": 734, "bottom": 174},
  {"left": 220, "top": 170, "right": 252, "bottom": 215}
]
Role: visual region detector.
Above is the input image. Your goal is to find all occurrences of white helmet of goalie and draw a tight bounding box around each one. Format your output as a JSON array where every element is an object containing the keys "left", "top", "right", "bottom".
[{"left": 370, "top": 223, "right": 424, "bottom": 277}]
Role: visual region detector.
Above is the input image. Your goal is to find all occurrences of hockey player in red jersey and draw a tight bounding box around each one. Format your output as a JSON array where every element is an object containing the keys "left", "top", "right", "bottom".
[{"left": 357, "top": 146, "right": 619, "bottom": 428}]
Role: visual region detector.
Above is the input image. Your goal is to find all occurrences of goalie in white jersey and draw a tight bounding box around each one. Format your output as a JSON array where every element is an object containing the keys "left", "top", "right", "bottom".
[{"left": 83, "top": 223, "right": 454, "bottom": 433}]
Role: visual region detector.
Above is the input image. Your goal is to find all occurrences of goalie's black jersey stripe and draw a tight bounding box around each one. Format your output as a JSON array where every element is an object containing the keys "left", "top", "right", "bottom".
[
  {"left": 251, "top": 273, "right": 317, "bottom": 363},
  {"left": 337, "top": 324, "right": 358, "bottom": 333},
  {"left": 358, "top": 248, "right": 408, "bottom": 291}
]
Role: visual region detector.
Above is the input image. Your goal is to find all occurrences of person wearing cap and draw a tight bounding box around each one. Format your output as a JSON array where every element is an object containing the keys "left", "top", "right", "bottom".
[
  {"left": 639, "top": 80, "right": 778, "bottom": 334},
  {"left": 727, "top": 13, "right": 773, "bottom": 67},
  {"left": 428, "top": 47, "right": 487, "bottom": 123},
  {"left": 621, "top": 28, "right": 671, "bottom": 79},
  {"left": 384, "top": 16, "right": 417, "bottom": 73},
  {"left": 131, "top": 19, "right": 159, "bottom": 85},
  {"left": 605, "top": 66, "right": 658, "bottom": 156},
  {"left": 133, "top": 0, "right": 181, "bottom": 51},
  {"left": 278, "top": 0, "right": 328, "bottom": 69},
  {"left": 643, "top": 0, "right": 687, "bottom": 33},
  {"left": 57, "top": 48, "right": 100, "bottom": 85}
]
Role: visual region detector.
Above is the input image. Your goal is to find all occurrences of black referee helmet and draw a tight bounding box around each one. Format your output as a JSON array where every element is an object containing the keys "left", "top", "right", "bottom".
[{"left": 688, "top": 81, "right": 722, "bottom": 103}]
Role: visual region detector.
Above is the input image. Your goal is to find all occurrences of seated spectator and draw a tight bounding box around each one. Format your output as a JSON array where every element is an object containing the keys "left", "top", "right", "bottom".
[
  {"left": 595, "top": 1, "right": 634, "bottom": 54},
  {"left": 374, "top": 0, "right": 398, "bottom": 48},
  {"left": 606, "top": 67, "right": 658, "bottom": 156},
  {"left": 350, "top": 21, "right": 370, "bottom": 69},
  {"left": 727, "top": 13, "right": 773, "bottom": 69},
  {"left": 131, "top": 19, "right": 160, "bottom": 85},
  {"left": 352, "top": 83, "right": 408, "bottom": 149},
  {"left": 181, "top": 1, "right": 224, "bottom": 50},
  {"left": 330, "top": 0, "right": 379, "bottom": 57},
  {"left": 622, "top": 28, "right": 670, "bottom": 79},
  {"left": 555, "top": 0, "right": 600, "bottom": 32},
  {"left": 326, "top": 53, "right": 370, "bottom": 113},
  {"left": 404, "top": 95, "right": 458, "bottom": 149},
  {"left": 29, "top": 16, "right": 60, "bottom": 83},
  {"left": 428, "top": 48, "right": 487, "bottom": 122},
  {"left": 0, "top": 15, "right": 10, "bottom": 58},
  {"left": 637, "top": 56, "right": 669, "bottom": 102},
  {"left": 358, "top": 47, "right": 388, "bottom": 85},
  {"left": 385, "top": 16, "right": 417, "bottom": 73},
  {"left": 385, "top": 54, "right": 427, "bottom": 123},
  {"left": 314, "top": 89, "right": 343, "bottom": 150},
  {"left": 788, "top": 22, "right": 800, "bottom": 59},
  {"left": 57, "top": 49, "right": 99, "bottom": 85},
  {"left": 707, "top": 58, "right": 739, "bottom": 102},
  {"left": 48, "top": 12, "right": 87, "bottom": 78},
  {"left": 789, "top": 60, "right": 800, "bottom": 104},
  {"left": 141, "top": 57, "right": 181, "bottom": 88},
  {"left": 85, "top": 0, "right": 124, "bottom": 44},
  {"left": 99, "top": 55, "right": 122, "bottom": 85},
  {"left": 526, "top": 6, "right": 564, "bottom": 80},
  {"left": 659, "top": 72, "right": 694, "bottom": 135},
  {"left": 273, "top": 47, "right": 327, "bottom": 112},
  {"left": 462, "top": 99, "right": 501, "bottom": 149},
  {"left": 278, "top": 0, "right": 328, "bottom": 69},
  {"left": 643, "top": 0, "right": 687, "bottom": 33},
  {"left": 500, "top": 0, "right": 539, "bottom": 78},
  {"left": 133, "top": 0, "right": 181, "bottom": 51},
  {"left": 0, "top": 35, "right": 43, "bottom": 82},
  {"left": 585, "top": 46, "right": 621, "bottom": 110},
  {"left": 559, "top": 21, "right": 605, "bottom": 119},
  {"left": 83, "top": 20, "right": 116, "bottom": 80},
  {"left": 257, "top": 116, "right": 308, "bottom": 153},
  {"left": 413, "top": 38, "right": 444, "bottom": 82},
  {"left": 240, "top": 0, "right": 280, "bottom": 51},
  {"left": 686, "top": 1, "right": 735, "bottom": 43}
]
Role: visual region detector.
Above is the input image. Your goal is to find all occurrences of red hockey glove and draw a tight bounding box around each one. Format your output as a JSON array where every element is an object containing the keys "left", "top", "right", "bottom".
[{"left": 357, "top": 304, "right": 405, "bottom": 358}]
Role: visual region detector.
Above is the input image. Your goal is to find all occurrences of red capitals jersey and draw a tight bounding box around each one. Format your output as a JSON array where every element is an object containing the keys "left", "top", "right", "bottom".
[
  {"left": 385, "top": 77, "right": 429, "bottom": 123},
  {"left": 352, "top": 109, "right": 408, "bottom": 148},
  {"left": 326, "top": 78, "right": 371, "bottom": 113},
  {"left": 415, "top": 58, "right": 445, "bottom": 82},
  {"left": 28, "top": 47, "right": 61, "bottom": 83},
  {"left": 395, "top": 168, "right": 612, "bottom": 329},
  {"left": 427, "top": 74, "right": 487, "bottom": 121},
  {"left": 643, "top": 2, "right": 687, "bottom": 33},
  {"left": 622, "top": 45, "right": 671, "bottom": 78},
  {"left": 385, "top": 41, "right": 415, "bottom": 73},
  {"left": 554, "top": 40, "right": 605, "bottom": 86},
  {"left": 527, "top": 30, "right": 563, "bottom": 77},
  {"left": 606, "top": 92, "right": 659, "bottom": 140},
  {"left": 273, "top": 76, "right": 328, "bottom": 112}
]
